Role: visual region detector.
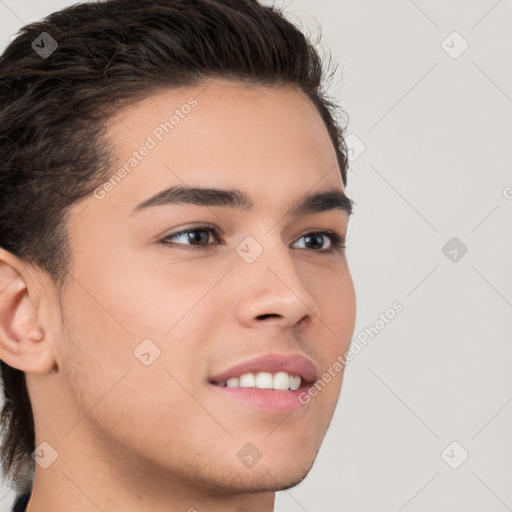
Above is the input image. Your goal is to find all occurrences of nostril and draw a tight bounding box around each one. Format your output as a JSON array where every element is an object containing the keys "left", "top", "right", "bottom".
[{"left": 257, "top": 313, "right": 280, "bottom": 320}]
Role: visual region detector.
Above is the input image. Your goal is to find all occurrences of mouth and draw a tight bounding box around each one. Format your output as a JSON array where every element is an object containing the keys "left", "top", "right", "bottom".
[
  {"left": 208, "top": 353, "right": 317, "bottom": 414},
  {"left": 210, "top": 371, "right": 310, "bottom": 391}
]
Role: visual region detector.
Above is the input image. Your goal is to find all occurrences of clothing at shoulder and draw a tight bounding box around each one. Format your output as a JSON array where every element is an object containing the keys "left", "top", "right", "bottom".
[{"left": 12, "top": 491, "right": 31, "bottom": 512}]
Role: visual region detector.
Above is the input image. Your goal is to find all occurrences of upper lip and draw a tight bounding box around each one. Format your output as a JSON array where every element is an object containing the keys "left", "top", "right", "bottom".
[{"left": 209, "top": 352, "right": 317, "bottom": 385}]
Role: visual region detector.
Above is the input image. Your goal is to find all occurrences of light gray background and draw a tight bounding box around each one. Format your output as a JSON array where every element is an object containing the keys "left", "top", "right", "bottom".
[{"left": 1, "top": 1, "right": 511, "bottom": 511}]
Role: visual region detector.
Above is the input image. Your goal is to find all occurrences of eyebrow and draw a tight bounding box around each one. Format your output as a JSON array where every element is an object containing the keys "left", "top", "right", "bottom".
[{"left": 131, "top": 184, "right": 353, "bottom": 218}]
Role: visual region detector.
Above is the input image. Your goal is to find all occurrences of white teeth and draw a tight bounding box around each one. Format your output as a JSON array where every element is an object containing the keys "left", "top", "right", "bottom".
[
  {"left": 217, "top": 371, "right": 302, "bottom": 391},
  {"left": 289, "top": 375, "right": 301, "bottom": 391},
  {"left": 255, "top": 372, "right": 273, "bottom": 389},
  {"left": 273, "top": 371, "right": 290, "bottom": 390},
  {"left": 239, "top": 373, "right": 256, "bottom": 387},
  {"left": 226, "top": 377, "right": 239, "bottom": 387}
]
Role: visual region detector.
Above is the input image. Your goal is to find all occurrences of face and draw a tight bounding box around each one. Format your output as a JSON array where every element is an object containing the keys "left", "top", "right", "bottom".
[{"left": 32, "top": 80, "right": 356, "bottom": 495}]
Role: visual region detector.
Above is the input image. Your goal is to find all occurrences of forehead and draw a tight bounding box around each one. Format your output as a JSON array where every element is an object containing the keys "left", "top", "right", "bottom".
[{"left": 95, "top": 79, "right": 344, "bottom": 218}]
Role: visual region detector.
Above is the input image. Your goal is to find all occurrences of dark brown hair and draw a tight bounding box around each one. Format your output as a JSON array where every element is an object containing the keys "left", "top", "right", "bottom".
[{"left": 0, "top": 0, "right": 349, "bottom": 493}]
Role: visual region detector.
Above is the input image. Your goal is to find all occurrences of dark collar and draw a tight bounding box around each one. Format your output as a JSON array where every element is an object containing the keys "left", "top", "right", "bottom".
[{"left": 12, "top": 491, "right": 31, "bottom": 512}]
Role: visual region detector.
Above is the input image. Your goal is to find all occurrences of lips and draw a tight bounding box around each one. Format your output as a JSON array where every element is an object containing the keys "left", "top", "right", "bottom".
[{"left": 209, "top": 352, "right": 317, "bottom": 385}]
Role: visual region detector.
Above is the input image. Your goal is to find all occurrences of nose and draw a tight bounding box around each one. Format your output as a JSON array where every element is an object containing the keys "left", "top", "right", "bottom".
[{"left": 234, "top": 236, "right": 321, "bottom": 330}]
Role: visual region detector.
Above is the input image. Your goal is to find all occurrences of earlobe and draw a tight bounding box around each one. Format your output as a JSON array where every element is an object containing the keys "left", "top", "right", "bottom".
[{"left": 0, "top": 249, "right": 57, "bottom": 374}]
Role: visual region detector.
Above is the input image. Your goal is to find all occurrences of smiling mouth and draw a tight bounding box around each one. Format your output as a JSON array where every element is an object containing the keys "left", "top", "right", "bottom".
[
  {"left": 208, "top": 352, "right": 317, "bottom": 412},
  {"left": 208, "top": 372, "right": 313, "bottom": 414},
  {"left": 210, "top": 370, "right": 314, "bottom": 391}
]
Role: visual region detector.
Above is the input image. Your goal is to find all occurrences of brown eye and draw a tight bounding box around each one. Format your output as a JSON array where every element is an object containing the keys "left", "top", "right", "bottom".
[
  {"left": 292, "top": 231, "right": 346, "bottom": 253},
  {"left": 161, "top": 224, "right": 223, "bottom": 249}
]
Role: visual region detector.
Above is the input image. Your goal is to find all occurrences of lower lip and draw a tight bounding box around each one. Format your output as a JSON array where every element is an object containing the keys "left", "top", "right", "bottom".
[{"left": 210, "top": 384, "right": 310, "bottom": 414}]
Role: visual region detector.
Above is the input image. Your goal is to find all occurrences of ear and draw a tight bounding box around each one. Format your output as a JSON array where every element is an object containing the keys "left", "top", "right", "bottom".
[{"left": 0, "top": 248, "right": 58, "bottom": 374}]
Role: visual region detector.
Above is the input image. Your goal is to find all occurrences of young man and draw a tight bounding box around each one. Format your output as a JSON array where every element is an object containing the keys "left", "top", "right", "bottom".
[{"left": 0, "top": 1, "right": 356, "bottom": 510}]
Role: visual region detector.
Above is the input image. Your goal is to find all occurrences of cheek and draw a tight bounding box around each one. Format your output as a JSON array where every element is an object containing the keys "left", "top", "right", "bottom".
[
  {"left": 95, "top": 250, "right": 231, "bottom": 340},
  {"left": 56, "top": 273, "right": 150, "bottom": 426},
  {"left": 304, "top": 264, "right": 355, "bottom": 406},
  {"left": 327, "top": 279, "right": 356, "bottom": 350},
  {"left": 57, "top": 292, "right": 197, "bottom": 439},
  {"left": 58, "top": 293, "right": 131, "bottom": 411},
  {"left": 305, "top": 260, "right": 356, "bottom": 345}
]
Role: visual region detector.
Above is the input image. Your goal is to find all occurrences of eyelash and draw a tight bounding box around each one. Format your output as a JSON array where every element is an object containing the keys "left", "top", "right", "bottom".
[{"left": 160, "top": 223, "right": 346, "bottom": 254}]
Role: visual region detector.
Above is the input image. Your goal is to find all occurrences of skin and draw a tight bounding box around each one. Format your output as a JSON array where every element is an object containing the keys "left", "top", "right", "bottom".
[{"left": 0, "top": 79, "right": 356, "bottom": 512}]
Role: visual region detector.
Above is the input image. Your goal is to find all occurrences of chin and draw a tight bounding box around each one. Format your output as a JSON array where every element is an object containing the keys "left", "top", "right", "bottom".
[
  {"left": 215, "top": 453, "right": 317, "bottom": 495},
  {"left": 267, "top": 465, "right": 313, "bottom": 492}
]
